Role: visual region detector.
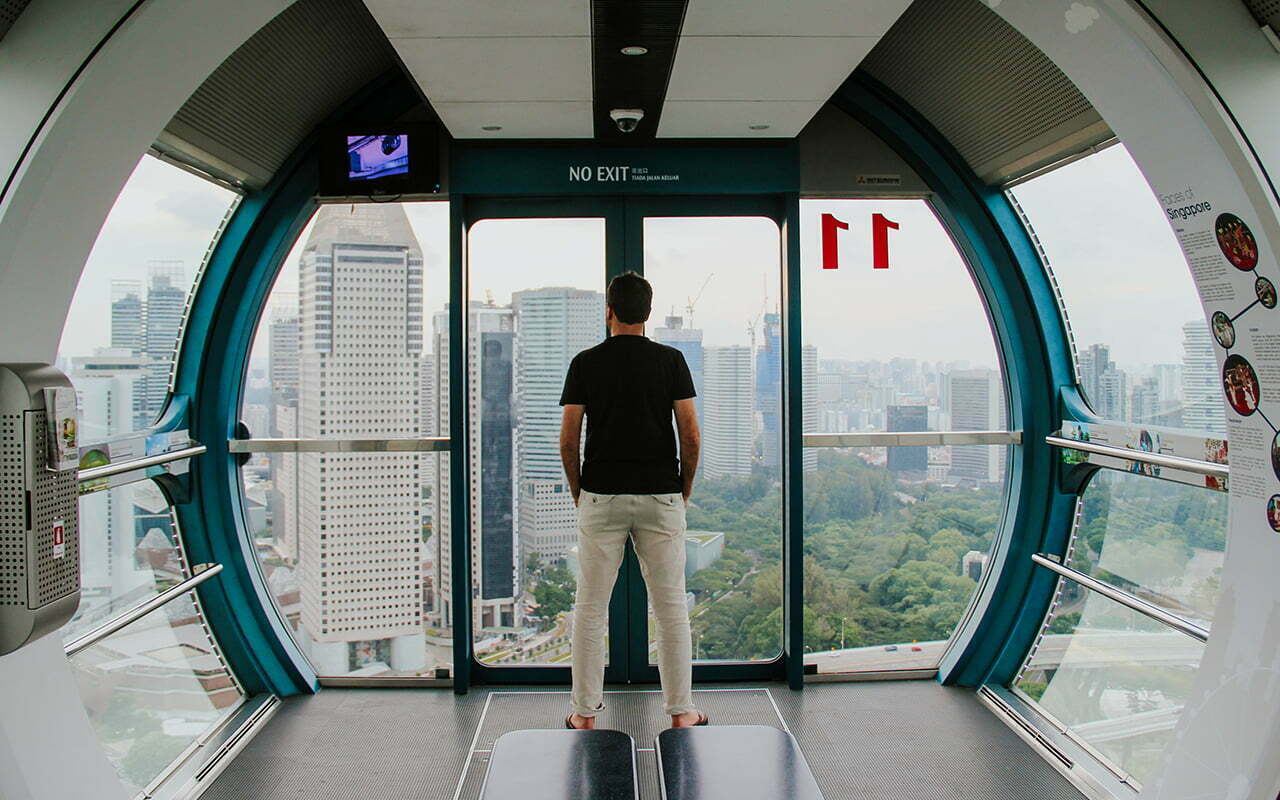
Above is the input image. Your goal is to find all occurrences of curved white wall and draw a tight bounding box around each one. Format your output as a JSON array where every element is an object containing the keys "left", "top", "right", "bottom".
[
  {"left": 992, "top": 2, "right": 1280, "bottom": 797},
  {"left": 0, "top": 1, "right": 288, "bottom": 797}
]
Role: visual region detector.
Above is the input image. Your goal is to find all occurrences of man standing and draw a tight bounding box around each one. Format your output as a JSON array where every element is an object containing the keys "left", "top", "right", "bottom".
[{"left": 559, "top": 271, "right": 707, "bottom": 730}]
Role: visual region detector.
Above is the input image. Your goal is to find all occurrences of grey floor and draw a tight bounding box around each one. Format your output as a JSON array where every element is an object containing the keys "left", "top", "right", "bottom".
[{"left": 200, "top": 681, "right": 1086, "bottom": 800}]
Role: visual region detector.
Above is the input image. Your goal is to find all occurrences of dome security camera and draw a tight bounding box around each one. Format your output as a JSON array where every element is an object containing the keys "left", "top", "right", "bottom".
[{"left": 610, "top": 108, "right": 645, "bottom": 134}]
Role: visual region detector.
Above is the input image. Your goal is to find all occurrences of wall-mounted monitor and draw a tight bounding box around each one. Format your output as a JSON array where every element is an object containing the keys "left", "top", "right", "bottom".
[{"left": 318, "top": 123, "right": 440, "bottom": 199}]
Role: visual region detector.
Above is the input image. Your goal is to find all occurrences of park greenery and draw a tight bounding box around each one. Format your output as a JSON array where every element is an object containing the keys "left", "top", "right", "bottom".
[{"left": 684, "top": 449, "right": 1005, "bottom": 660}]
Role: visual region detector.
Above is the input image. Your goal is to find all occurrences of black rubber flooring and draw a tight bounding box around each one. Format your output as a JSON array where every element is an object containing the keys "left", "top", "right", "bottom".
[{"left": 199, "top": 681, "right": 1085, "bottom": 800}]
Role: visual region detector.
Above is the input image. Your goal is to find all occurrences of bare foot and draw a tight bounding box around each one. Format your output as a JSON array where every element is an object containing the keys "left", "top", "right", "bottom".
[
  {"left": 670, "top": 711, "right": 706, "bottom": 728},
  {"left": 567, "top": 713, "right": 596, "bottom": 730}
]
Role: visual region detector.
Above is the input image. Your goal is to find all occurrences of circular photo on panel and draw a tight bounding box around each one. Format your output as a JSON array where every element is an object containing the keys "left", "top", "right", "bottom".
[
  {"left": 1271, "top": 432, "right": 1280, "bottom": 483},
  {"left": 1268, "top": 495, "right": 1280, "bottom": 532},
  {"left": 1222, "top": 354, "right": 1261, "bottom": 416},
  {"left": 1216, "top": 212, "right": 1259, "bottom": 271},
  {"left": 1211, "top": 311, "right": 1236, "bottom": 348},
  {"left": 1257, "top": 276, "right": 1278, "bottom": 309}
]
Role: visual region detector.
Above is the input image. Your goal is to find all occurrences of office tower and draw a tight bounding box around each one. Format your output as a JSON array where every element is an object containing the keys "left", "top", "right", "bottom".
[
  {"left": 1078, "top": 343, "right": 1128, "bottom": 420},
  {"left": 110, "top": 280, "right": 144, "bottom": 354},
  {"left": 295, "top": 205, "right": 425, "bottom": 675},
  {"left": 512, "top": 288, "right": 603, "bottom": 568},
  {"left": 1182, "top": 319, "right": 1226, "bottom": 435},
  {"left": 948, "top": 369, "right": 1005, "bottom": 483},
  {"left": 143, "top": 261, "right": 187, "bottom": 419},
  {"left": 802, "top": 345, "right": 818, "bottom": 472},
  {"left": 654, "top": 315, "right": 705, "bottom": 424},
  {"left": 434, "top": 304, "right": 519, "bottom": 633},
  {"left": 1130, "top": 377, "right": 1160, "bottom": 424},
  {"left": 702, "top": 346, "right": 754, "bottom": 478},
  {"left": 71, "top": 352, "right": 153, "bottom": 618},
  {"left": 267, "top": 310, "right": 300, "bottom": 433},
  {"left": 887, "top": 404, "right": 928, "bottom": 474},
  {"left": 756, "top": 313, "right": 783, "bottom": 472},
  {"left": 419, "top": 352, "right": 436, "bottom": 533}
]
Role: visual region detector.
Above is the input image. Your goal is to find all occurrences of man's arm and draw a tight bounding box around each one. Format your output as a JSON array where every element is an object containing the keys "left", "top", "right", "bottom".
[
  {"left": 560, "top": 404, "right": 586, "bottom": 505},
  {"left": 674, "top": 398, "right": 700, "bottom": 504}
]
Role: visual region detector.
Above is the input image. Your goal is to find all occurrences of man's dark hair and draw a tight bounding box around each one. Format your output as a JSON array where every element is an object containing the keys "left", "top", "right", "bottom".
[{"left": 606, "top": 271, "right": 652, "bottom": 324}]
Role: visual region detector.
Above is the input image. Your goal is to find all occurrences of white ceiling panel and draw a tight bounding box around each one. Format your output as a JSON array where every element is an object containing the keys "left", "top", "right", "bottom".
[
  {"left": 681, "top": 0, "right": 912, "bottom": 37},
  {"left": 433, "top": 101, "right": 594, "bottom": 138},
  {"left": 361, "top": 0, "right": 589, "bottom": 38},
  {"left": 392, "top": 37, "right": 591, "bottom": 103},
  {"left": 665, "top": 37, "right": 878, "bottom": 101},
  {"left": 658, "top": 101, "right": 821, "bottom": 138}
]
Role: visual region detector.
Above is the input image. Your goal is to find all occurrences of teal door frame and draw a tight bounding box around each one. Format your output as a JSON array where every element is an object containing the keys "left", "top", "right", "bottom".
[{"left": 457, "top": 193, "right": 790, "bottom": 686}]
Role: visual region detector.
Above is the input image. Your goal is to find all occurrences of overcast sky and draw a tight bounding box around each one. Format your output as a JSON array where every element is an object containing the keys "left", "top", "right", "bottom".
[{"left": 62, "top": 144, "right": 1203, "bottom": 374}]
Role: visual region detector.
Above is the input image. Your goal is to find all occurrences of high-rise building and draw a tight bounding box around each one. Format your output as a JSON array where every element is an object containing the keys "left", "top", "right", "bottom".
[
  {"left": 267, "top": 311, "right": 300, "bottom": 433},
  {"left": 756, "top": 313, "right": 783, "bottom": 472},
  {"left": 887, "top": 404, "right": 928, "bottom": 474},
  {"left": 948, "top": 369, "right": 1005, "bottom": 483},
  {"left": 71, "top": 352, "right": 153, "bottom": 619},
  {"left": 434, "top": 304, "right": 519, "bottom": 633},
  {"left": 143, "top": 261, "right": 188, "bottom": 419},
  {"left": 109, "top": 280, "right": 144, "bottom": 354},
  {"left": 654, "top": 315, "right": 704, "bottom": 424},
  {"left": 512, "top": 287, "right": 604, "bottom": 568},
  {"left": 294, "top": 205, "right": 425, "bottom": 675},
  {"left": 1182, "top": 319, "right": 1226, "bottom": 435},
  {"left": 703, "top": 345, "right": 754, "bottom": 478},
  {"left": 1130, "top": 377, "right": 1160, "bottom": 424},
  {"left": 801, "top": 345, "right": 818, "bottom": 472},
  {"left": 1078, "top": 343, "right": 1128, "bottom": 420}
]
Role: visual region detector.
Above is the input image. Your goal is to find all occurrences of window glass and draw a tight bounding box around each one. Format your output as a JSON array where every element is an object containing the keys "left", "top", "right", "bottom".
[
  {"left": 60, "top": 155, "right": 238, "bottom": 437},
  {"left": 644, "top": 216, "right": 785, "bottom": 662},
  {"left": 1009, "top": 145, "right": 1225, "bottom": 434},
  {"left": 68, "top": 601, "right": 243, "bottom": 795},
  {"left": 241, "top": 202, "right": 450, "bottom": 677},
  {"left": 799, "top": 198, "right": 1008, "bottom": 672},
  {"left": 64, "top": 482, "right": 189, "bottom": 643},
  {"left": 466, "top": 217, "right": 605, "bottom": 665},
  {"left": 1069, "top": 471, "right": 1226, "bottom": 626},
  {"left": 1016, "top": 579, "right": 1204, "bottom": 787}
]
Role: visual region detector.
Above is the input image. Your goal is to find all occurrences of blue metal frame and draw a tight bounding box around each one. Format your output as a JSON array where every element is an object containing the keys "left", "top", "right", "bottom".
[
  {"left": 832, "top": 74, "right": 1078, "bottom": 687},
  {"left": 163, "top": 67, "right": 1081, "bottom": 697},
  {"left": 170, "top": 73, "right": 422, "bottom": 696}
]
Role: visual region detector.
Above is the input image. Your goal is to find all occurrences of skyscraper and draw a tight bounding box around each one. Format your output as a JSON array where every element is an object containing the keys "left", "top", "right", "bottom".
[
  {"left": 1078, "top": 343, "right": 1128, "bottom": 420},
  {"left": 887, "top": 404, "right": 928, "bottom": 474},
  {"left": 1182, "top": 319, "right": 1226, "bottom": 435},
  {"left": 756, "top": 313, "right": 783, "bottom": 472},
  {"left": 801, "top": 344, "right": 818, "bottom": 472},
  {"left": 109, "top": 280, "right": 144, "bottom": 354},
  {"left": 703, "top": 345, "right": 754, "bottom": 478},
  {"left": 948, "top": 369, "right": 1005, "bottom": 484},
  {"left": 654, "top": 315, "right": 704, "bottom": 424},
  {"left": 513, "top": 287, "right": 604, "bottom": 567},
  {"left": 144, "top": 261, "right": 187, "bottom": 418},
  {"left": 294, "top": 205, "right": 425, "bottom": 675},
  {"left": 434, "top": 304, "right": 519, "bottom": 634}
]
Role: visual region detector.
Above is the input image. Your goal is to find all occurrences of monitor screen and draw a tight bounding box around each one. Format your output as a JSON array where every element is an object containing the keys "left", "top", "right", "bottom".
[{"left": 347, "top": 134, "right": 409, "bottom": 181}]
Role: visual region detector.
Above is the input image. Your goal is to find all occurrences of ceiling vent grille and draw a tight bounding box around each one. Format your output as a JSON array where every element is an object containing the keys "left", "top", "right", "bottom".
[
  {"left": 0, "top": 0, "right": 34, "bottom": 44},
  {"left": 156, "top": 0, "right": 398, "bottom": 190},
  {"left": 860, "top": 0, "right": 1113, "bottom": 185},
  {"left": 1242, "top": 0, "right": 1280, "bottom": 29}
]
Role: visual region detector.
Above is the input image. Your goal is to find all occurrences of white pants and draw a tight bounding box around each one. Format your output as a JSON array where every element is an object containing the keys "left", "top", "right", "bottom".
[{"left": 570, "top": 490, "right": 697, "bottom": 718}]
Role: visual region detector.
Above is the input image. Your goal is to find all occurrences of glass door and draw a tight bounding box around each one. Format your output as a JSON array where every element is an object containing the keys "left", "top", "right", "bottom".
[
  {"left": 464, "top": 199, "right": 628, "bottom": 682},
  {"left": 627, "top": 198, "right": 787, "bottom": 682},
  {"left": 464, "top": 196, "right": 786, "bottom": 684}
]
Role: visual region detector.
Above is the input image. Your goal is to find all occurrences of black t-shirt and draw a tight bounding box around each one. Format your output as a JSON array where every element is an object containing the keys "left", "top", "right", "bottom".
[{"left": 559, "top": 334, "right": 696, "bottom": 494}]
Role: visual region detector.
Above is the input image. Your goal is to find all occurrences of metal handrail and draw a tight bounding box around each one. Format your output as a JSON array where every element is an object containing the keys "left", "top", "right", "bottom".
[
  {"left": 1045, "top": 434, "right": 1229, "bottom": 478},
  {"left": 64, "top": 563, "right": 224, "bottom": 657},
  {"left": 803, "top": 430, "right": 1022, "bottom": 448},
  {"left": 227, "top": 437, "right": 451, "bottom": 453},
  {"left": 78, "top": 443, "right": 207, "bottom": 484},
  {"left": 1031, "top": 553, "right": 1209, "bottom": 644}
]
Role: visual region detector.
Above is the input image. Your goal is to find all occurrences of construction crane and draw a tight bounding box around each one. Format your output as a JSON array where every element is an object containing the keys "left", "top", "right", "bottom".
[{"left": 685, "top": 273, "right": 713, "bottom": 329}]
